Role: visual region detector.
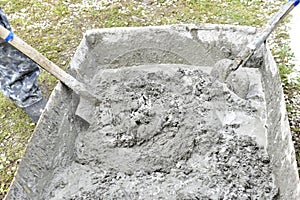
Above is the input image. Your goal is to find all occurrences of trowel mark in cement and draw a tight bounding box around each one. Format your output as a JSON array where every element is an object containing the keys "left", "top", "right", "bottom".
[{"left": 46, "top": 65, "right": 278, "bottom": 199}]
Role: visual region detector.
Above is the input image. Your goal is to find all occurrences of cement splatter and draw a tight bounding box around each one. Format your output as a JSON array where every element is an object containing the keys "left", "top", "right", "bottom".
[{"left": 46, "top": 66, "right": 278, "bottom": 199}]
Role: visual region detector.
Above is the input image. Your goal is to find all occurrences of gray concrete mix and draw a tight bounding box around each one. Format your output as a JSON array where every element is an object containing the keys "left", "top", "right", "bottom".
[
  {"left": 46, "top": 65, "right": 278, "bottom": 199},
  {"left": 6, "top": 24, "right": 300, "bottom": 200}
]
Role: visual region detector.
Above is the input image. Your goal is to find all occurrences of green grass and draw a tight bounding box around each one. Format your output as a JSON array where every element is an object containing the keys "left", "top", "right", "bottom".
[
  {"left": 0, "top": 94, "right": 35, "bottom": 196},
  {"left": 1, "top": 0, "right": 298, "bottom": 197}
]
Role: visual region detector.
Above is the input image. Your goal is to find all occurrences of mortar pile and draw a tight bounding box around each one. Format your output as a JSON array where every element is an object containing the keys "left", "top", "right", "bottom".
[{"left": 46, "top": 66, "right": 278, "bottom": 199}]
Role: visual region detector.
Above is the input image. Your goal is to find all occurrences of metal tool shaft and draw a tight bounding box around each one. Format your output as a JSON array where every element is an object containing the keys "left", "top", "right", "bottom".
[{"left": 231, "top": 0, "right": 298, "bottom": 71}]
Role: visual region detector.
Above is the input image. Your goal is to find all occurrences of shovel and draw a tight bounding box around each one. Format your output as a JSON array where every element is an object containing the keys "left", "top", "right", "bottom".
[
  {"left": 0, "top": 25, "right": 99, "bottom": 123},
  {"left": 210, "top": 0, "right": 299, "bottom": 82}
]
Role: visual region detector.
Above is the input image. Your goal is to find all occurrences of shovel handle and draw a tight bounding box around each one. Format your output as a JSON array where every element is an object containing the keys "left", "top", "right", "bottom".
[
  {"left": 0, "top": 25, "right": 97, "bottom": 101},
  {"left": 248, "top": 0, "right": 297, "bottom": 50},
  {"left": 231, "top": 0, "right": 298, "bottom": 71}
]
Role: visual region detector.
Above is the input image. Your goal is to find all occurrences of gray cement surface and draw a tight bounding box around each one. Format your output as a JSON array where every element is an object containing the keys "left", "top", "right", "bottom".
[
  {"left": 46, "top": 65, "right": 278, "bottom": 199},
  {"left": 6, "top": 24, "right": 300, "bottom": 200}
]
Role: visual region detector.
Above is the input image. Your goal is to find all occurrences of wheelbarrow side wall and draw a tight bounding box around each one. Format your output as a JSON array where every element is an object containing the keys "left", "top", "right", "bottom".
[
  {"left": 261, "top": 45, "right": 300, "bottom": 199},
  {"left": 5, "top": 24, "right": 300, "bottom": 200}
]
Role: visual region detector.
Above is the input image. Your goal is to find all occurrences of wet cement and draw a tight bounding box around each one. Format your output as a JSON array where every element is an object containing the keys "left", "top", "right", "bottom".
[{"left": 45, "top": 65, "right": 278, "bottom": 199}]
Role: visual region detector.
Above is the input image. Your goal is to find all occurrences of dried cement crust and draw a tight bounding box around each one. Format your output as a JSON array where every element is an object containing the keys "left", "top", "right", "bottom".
[{"left": 45, "top": 65, "right": 278, "bottom": 199}]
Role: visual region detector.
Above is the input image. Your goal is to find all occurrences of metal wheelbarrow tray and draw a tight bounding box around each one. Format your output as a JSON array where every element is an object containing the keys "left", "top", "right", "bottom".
[{"left": 6, "top": 24, "right": 300, "bottom": 200}]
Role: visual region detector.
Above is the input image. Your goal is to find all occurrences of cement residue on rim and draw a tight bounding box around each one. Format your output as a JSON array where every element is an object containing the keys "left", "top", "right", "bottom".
[{"left": 45, "top": 65, "right": 277, "bottom": 199}]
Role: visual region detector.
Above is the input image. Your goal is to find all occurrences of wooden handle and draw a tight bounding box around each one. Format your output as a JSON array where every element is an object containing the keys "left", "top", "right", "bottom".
[{"left": 0, "top": 25, "right": 97, "bottom": 100}]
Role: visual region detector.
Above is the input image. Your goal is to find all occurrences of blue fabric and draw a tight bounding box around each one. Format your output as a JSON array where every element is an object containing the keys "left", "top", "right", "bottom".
[
  {"left": 4, "top": 31, "right": 14, "bottom": 42},
  {"left": 0, "top": 8, "right": 42, "bottom": 108},
  {"left": 0, "top": 8, "right": 11, "bottom": 31}
]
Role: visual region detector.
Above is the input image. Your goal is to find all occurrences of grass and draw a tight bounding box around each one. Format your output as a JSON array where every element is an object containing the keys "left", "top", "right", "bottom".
[
  {"left": 0, "top": 95, "right": 35, "bottom": 196},
  {"left": 0, "top": 0, "right": 298, "bottom": 198}
]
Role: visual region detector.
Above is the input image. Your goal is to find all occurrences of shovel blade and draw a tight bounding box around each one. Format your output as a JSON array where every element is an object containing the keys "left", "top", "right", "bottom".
[{"left": 75, "top": 97, "right": 96, "bottom": 124}]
